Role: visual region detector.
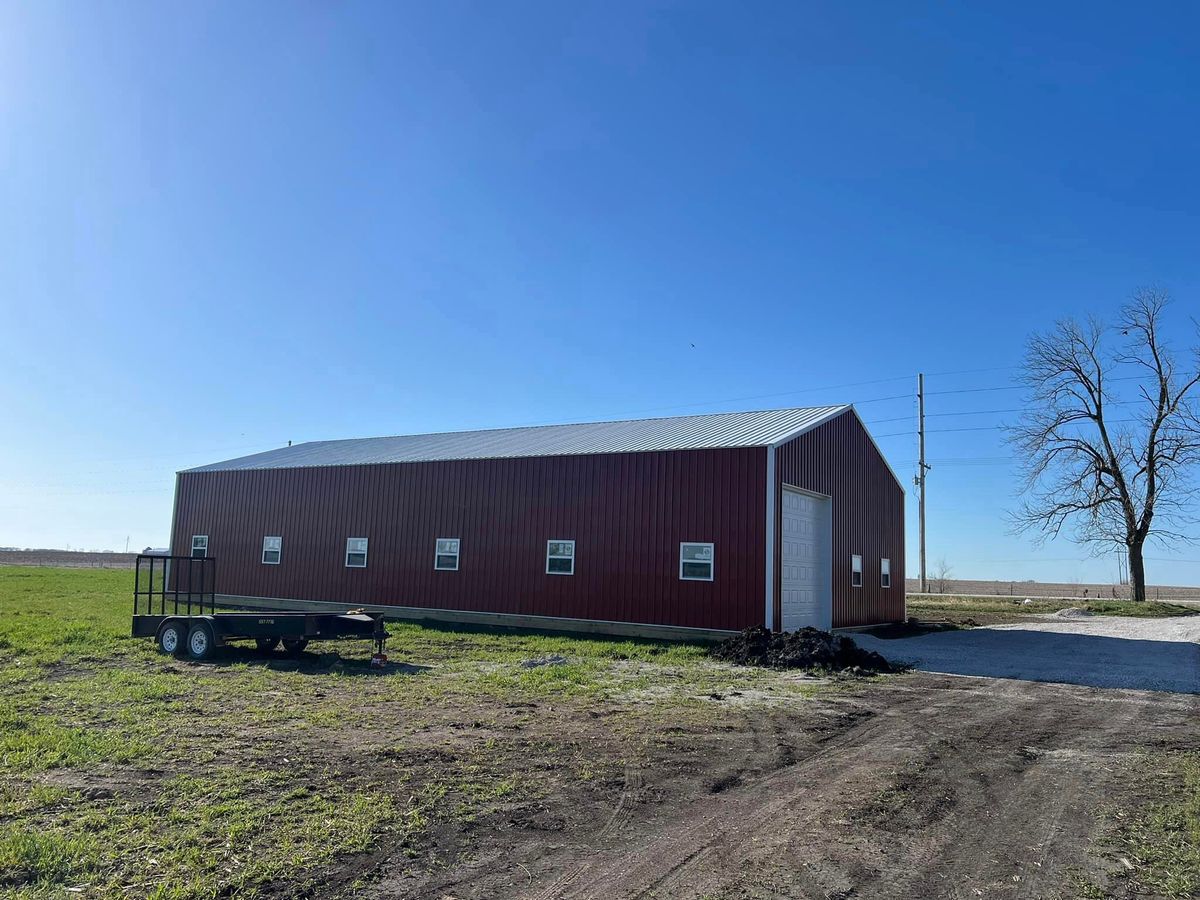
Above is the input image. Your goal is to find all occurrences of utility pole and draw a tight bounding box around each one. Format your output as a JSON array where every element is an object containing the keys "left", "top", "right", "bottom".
[{"left": 916, "top": 373, "right": 930, "bottom": 593}]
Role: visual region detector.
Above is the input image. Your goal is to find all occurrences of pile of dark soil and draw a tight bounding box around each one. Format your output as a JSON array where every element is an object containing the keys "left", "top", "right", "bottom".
[{"left": 709, "top": 626, "right": 897, "bottom": 674}]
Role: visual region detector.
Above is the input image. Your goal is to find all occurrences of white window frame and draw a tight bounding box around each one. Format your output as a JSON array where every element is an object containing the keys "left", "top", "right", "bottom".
[
  {"left": 851, "top": 554, "right": 863, "bottom": 588},
  {"left": 345, "top": 537, "right": 368, "bottom": 568},
  {"left": 191, "top": 535, "right": 208, "bottom": 559},
  {"left": 679, "top": 542, "right": 715, "bottom": 582},
  {"left": 881, "top": 557, "right": 891, "bottom": 589},
  {"left": 262, "top": 536, "right": 282, "bottom": 565},
  {"left": 545, "top": 540, "right": 575, "bottom": 576},
  {"left": 434, "top": 538, "right": 460, "bottom": 571}
]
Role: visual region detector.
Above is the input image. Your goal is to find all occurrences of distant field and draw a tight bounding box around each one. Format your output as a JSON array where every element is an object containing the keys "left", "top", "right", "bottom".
[
  {"left": 906, "top": 577, "right": 1200, "bottom": 602},
  {"left": 0, "top": 550, "right": 138, "bottom": 568},
  {"left": 906, "top": 593, "right": 1199, "bottom": 627}
]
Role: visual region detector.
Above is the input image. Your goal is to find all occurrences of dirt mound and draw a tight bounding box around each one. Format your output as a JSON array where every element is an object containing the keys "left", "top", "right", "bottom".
[{"left": 709, "top": 626, "right": 897, "bottom": 673}]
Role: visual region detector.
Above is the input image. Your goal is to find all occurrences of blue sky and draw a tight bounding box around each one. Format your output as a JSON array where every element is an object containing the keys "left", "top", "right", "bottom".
[{"left": 2, "top": 2, "right": 1198, "bottom": 586}]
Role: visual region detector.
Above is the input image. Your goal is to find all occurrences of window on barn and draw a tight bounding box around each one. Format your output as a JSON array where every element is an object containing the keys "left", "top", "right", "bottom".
[
  {"left": 881, "top": 558, "right": 891, "bottom": 588},
  {"left": 679, "top": 542, "right": 715, "bottom": 581},
  {"left": 262, "top": 536, "right": 282, "bottom": 565},
  {"left": 546, "top": 540, "right": 575, "bottom": 575},
  {"left": 191, "top": 535, "right": 208, "bottom": 559},
  {"left": 851, "top": 554, "right": 863, "bottom": 588},
  {"left": 434, "top": 538, "right": 460, "bottom": 571},
  {"left": 345, "top": 537, "right": 368, "bottom": 568}
]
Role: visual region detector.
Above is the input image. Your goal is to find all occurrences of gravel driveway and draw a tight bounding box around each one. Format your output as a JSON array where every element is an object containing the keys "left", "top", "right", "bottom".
[{"left": 855, "top": 614, "right": 1200, "bottom": 693}]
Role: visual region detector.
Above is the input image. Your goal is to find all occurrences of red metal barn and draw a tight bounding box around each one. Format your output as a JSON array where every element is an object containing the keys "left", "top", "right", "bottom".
[{"left": 170, "top": 406, "right": 904, "bottom": 638}]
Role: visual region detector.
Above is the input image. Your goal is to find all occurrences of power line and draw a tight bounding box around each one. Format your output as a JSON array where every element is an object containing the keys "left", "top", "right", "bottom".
[
  {"left": 926, "top": 407, "right": 1024, "bottom": 418},
  {"left": 925, "top": 385, "right": 1023, "bottom": 397},
  {"left": 874, "top": 417, "right": 1140, "bottom": 439},
  {"left": 921, "top": 365, "right": 1020, "bottom": 377},
  {"left": 850, "top": 393, "right": 911, "bottom": 405},
  {"left": 929, "top": 425, "right": 1009, "bottom": 434}
]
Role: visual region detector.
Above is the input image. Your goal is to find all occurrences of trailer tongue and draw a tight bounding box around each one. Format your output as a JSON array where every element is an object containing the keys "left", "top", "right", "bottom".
[{"left": 132, "top": 555, "right": 388, "bottom": 663}]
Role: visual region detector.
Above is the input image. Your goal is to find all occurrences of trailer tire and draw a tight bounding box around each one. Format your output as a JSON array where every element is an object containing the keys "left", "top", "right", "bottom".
[
  {"left": 186, "top": 622, "right": 217, "bottom": 662},
  {"left": 156, "top": 620, "right": 187, "bottom": 657},
  {"left": 255, "top": 637, "right": 281, "bottom": 653},
  {"left": 282, "top": 638, "right": 308, "bottom": 657}
]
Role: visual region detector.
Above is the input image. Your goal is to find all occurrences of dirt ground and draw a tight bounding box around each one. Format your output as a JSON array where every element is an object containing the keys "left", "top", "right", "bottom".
[{"left": 346, "top": 674, "right": 1198, "bottom": 900}]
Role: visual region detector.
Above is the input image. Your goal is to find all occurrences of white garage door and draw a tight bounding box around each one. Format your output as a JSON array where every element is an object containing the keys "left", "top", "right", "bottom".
[{"left": 780, "top": 487, "right": 831, "bottom": 631}]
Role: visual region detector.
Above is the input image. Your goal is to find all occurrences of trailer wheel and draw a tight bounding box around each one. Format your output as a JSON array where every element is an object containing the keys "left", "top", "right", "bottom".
[
  {"left": 255, "top": 637, "right": 281, "bottom": 653},
  {"left": 186, "top": 622, "right": 217, "bottom": 661},
  {"left": 282, "top": 638, "right": 308, "bottom": 656},
  {"left": 156, "top": 620, "right": 186, "bottom": 657}
]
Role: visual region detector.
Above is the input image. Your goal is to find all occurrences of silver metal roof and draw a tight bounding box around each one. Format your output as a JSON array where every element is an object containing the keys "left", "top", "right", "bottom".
[{"left": 184, "top": 405, "right": 850, "bottom": 472}]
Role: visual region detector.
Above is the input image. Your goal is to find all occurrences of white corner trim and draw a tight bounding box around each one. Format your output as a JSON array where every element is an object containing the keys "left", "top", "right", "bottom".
[
  {"left": 168, "top": 473, "right": 181, "bottom": 555},
  {"left": 768, "top": 405, "right": 853, "bottom": 449},
  {"left": 764, "top": 445, "right": 776, "bottom": 630}
]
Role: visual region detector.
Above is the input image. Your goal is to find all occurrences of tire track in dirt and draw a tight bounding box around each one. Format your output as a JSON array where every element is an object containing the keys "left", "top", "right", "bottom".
[
  {"left": 524, "top": 676, "right": 1198, "bottom": 900},
  {"left": 527, "top": 699, "right": 917, "bottom": 900},
  {"left": 380, "top": 675, "right": 1199, "bottom": 900}
]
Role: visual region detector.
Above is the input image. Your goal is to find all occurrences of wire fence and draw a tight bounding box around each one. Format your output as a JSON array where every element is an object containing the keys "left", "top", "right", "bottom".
[
  {"left": 905, "top": 579, "right": 1200, "bottom": 603},
  {"left": 0, "top": 551, "right": 140, "bottom": 569}
]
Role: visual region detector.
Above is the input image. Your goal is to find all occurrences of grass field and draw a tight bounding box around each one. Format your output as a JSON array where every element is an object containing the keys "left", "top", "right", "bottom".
[
  {"left": 0, "top": 567, "right": 826, "bottom": 899},
  {"left": 1, "top": 567, "right": 1196, "bottom": 898}
]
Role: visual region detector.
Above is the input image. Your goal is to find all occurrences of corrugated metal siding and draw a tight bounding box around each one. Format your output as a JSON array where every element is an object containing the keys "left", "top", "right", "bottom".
[
  {"left": 186, "top": 406, "right": 846, "bottom": 472},
  {"left": 773, "top": 411, "right": 905, "bottom": 628},
  {"left": 171, "top": 447, "right": 767, "bottom": 632}
]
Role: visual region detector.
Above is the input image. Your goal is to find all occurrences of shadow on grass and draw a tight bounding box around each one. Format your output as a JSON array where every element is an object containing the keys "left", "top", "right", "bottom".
[{"left": 183, "top": 643, "right": 432, "bottom": 677}]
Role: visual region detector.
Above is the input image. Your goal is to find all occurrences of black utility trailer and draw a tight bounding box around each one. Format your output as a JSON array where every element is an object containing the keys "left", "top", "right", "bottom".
[{"left": 132, "top": 555, "right": 388, "bottom": 662}]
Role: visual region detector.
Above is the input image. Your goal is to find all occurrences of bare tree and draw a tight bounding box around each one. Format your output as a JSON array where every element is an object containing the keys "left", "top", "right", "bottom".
[
  {"left": 931, "top": 557, "right": 953, "bottom": 594},
  {"left": 1009, "top": 289, "right": 1200, "bottom": 601}
]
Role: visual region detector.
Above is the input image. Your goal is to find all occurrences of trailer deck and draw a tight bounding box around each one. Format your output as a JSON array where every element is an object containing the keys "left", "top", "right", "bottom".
[{"left": 132, "top": 554, "right": 387, "bottom": 662}]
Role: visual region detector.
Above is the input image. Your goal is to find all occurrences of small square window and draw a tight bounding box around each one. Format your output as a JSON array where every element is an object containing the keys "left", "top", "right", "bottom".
[
  {"left": 881, "top": 558, "right": 891, "bottom": 589},
  {"left": 434, "top": 538, "right": 460, "bottom": 571},
  {"left": 679, "top": 542, "right": 714, "bottom": 581},
  {"left": 191, "top": 535, "right": 208, "bottom": 559},
  {"left": 345, "top": 537, "right": 368, "bottom": 568},
  {"left": 546, "top": 540, "right": 575, "bottom": 575},
  {"left": 262, "top": 536, "right": 282, "bottom": 565},
  {"left": 851, "top": 554, "right": 863, "bottom": 588}
]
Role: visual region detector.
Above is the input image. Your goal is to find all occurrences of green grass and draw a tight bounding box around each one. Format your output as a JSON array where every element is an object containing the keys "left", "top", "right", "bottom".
[
  {"left": 1113, "top": 751, "right": 1200, "bottom": 898},
  {"left": 0, "top": 565, "right": 825, "bottom": 898},
  {"left": 0, "top": 568, "right": 135, "bottom": 668},
  {"left": 908, "top": 593, "right": 1196, "bottom": 622}
]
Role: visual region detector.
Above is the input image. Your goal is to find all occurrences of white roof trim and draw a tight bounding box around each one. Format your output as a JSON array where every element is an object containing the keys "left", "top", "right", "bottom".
[
  {"left": 848, "top": 406, "right": 907, "bottom": 494},
  {"left": 766, "top": 404, "right": 853, "bottom": 448},
  {"left": 768, "top": 405, "right": 906, "bottom": 494}
]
